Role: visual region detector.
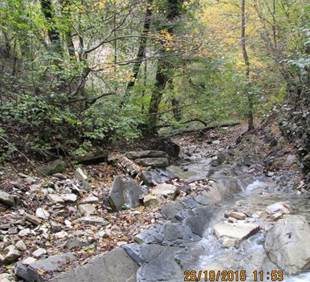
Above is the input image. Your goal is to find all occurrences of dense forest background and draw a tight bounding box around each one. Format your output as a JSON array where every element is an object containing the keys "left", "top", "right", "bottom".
[{"left": 0, "top": 0, "right": 308, "bottom": 163}]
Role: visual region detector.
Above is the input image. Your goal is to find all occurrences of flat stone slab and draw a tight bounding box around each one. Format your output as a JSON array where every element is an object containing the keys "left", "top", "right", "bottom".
[
  {"left": 151, "top": 183, "right": 178, "bottom": 199},
  {"left": 135, "top": 157, "right": 169, "bottom": 168},
  {"left": 214, "top": 222, "right": 260, "bottom": 241},
  {"left": 77, "top": 216, "right": 108, "bottom": 226},
  {"left": 265, "top": 202, "right": 290, "bottom": 215},
  {"left": 15, "top": 253, "right": 76, "bottom": 282},
  {"left": 51, "top": 248, "right": 138, "bottom": 282},
  {"left": 126, "top": 150, "right": 167, "bottom": 159}
]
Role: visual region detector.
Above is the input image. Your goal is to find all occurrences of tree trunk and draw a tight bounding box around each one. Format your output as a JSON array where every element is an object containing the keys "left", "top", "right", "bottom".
[
  {"left": 40, "top": 0, "right": 61, "bottom": 52},
  {"left": 121, "top": 0, "right": 153, "bottom": 107},
  {"left": 147, "top": 0, "right": 183, "bottom": 135},
  {"left": 241, "top": 0, "right": 254, "bottom": 131}
]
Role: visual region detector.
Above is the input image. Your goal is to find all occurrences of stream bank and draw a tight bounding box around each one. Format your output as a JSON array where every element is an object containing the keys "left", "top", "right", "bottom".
[{"left": 1, "top": 122, "right": 309, "bottom": 282}]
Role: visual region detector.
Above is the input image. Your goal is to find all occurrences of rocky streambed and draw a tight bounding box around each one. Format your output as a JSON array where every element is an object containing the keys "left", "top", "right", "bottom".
[{"left": 1, "top": 125, "right": 310, "bottom": 282}]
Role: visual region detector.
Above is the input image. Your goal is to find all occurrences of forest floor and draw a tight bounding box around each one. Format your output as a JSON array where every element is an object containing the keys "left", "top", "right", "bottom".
[{"left": 0, "top": 119, "right": 306, "bottom": 281}]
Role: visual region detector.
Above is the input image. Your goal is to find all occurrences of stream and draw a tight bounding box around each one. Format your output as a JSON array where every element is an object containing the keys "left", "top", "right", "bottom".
[{"left": 156, "top": 138, "right": 310, "bottom": 282}]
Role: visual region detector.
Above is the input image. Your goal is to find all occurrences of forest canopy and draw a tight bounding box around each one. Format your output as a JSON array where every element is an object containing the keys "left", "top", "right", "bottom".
[{"left": 0, "top": 0, "right": 308, "bottom": 161}]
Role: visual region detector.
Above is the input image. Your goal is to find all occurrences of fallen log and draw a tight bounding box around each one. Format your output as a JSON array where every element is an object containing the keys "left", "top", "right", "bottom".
[{"left": 108, "top": 152, "right": 142, "bottom": 176}]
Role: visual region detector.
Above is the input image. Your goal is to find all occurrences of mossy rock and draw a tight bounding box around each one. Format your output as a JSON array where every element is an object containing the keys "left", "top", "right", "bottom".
[{"left": 42, "top": 159, "right": 66, "bottom": 175}]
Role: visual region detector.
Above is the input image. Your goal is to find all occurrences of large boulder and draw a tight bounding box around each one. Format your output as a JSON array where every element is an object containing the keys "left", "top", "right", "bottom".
[
  {"left": 265, "top": 215, "right": 310, "bottom": 274},
  {"left": 51, "top": 248, "right": 138, "bottom": 282},
  {"left": 109, "top": 176, "right": 143, "bottom": 211}
]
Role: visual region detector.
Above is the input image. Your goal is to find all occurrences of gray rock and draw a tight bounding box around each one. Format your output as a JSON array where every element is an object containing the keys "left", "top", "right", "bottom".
[
  {"left": 194, "top": 192, "right": 210, "bottom": 206},
  {"left": 214, "top": 222, "right": 260, "bottom": 245},
  {"left": 123, "top": 243, "right": 165, "bottom": 266},
  {"left": 161, "top": 201, "right": 186, "bottom": 221},
  {"left": 126, "top": 150, "right": 168, "bottom": 160},
  {"left": 78, "top": 204, "right": 96, "bottom": 216},
  {"left": 48, "top": 194, "right": 64, "bottom": 204},
  {"left": 143, "top": 194, "right": 160, "bottom": 208},
  {"left": 134, "top": 225, "right": 164, "bottom": 244},
  {"left": 151, "top": 183, "right": 178, "bottom": 199},
  {"left": 0, "top": 190, "right": 15, "bottom": 207},
  {"left": 32, "top": 248, "right": 47, "bottom": 258},
  {"left": 80, "top": 195, "right": 99, "bottom": 204},
  {"left": 182, "top": 196, "right": 201, "bottom": 209},
  {"left": 22, "top": 257, "right": 37, "bottom": 265},
  {"left": 64, "top": 238, "right": 87, "bottom": 250},
  {"left": 15, "top": 240, "right": 27, "bottom": 251},
  {"left": 15, "top": 253, "right": 76, "bottom": 282},
  {"left": 184, "top": 207, "right": 213, "bottom": 236},
  {"left": 25, "top": 213, "right": 42, "bottom": 225},
  {"left": 229, "top": 211, "right": 247, "bottom": 220},
  {"left": 1, "top": 245, "right": 21, "bottom": 264},
  {"left": 51, "top": 248, "right": 138, "bottom": 282},
  {"left": 265, "top": 215, "right": 310, "bottom": 274},
  {"left": 109, "top": 176, "right": 143, "bottom": 211},
  {"left": 18, "top": 228, "right": 31, "bottom": 237},
  {"left": 141, "top": 168, "right": 176, "bottom": 186},
  {"left": 166, "top": 165, "right": 197, "bottom": 181},
  {"left": 0, "top": 273, "right": 14, "bottom": 282},
  {"left": 265, "top": 202, "right": 290, "bottom": 215},
  {"left": 36, "top": 208, "right": 50, "bottom": 220},
  {"left": 75, "top": 168, "right": 88, "bottom": 189},
  {"left": 137, "top": 247, "right": 183, "bottom": 282},
  {"left": 78, "top": 216, "right": 108, "bottom": 226},
  {"left": 135, "top": 157, "right": 169, "bottom": 168},
  {"left": 62, "top": 194, "right": 78, "bottom": 203},
  {"left": 162, "top": 223, "right": 200, "bottom": 246}
]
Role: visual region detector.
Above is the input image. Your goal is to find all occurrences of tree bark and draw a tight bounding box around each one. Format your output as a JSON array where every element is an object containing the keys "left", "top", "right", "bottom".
[
  {"left": 121, "top": 0, "right": 153, "bottom": 107},
  {"left": 40, "top": 0, "right": 61, "bottom": 51},
  {"left": 147, "top": 0, "right": 183, "bottom": 135},
  {"left": 241, "top": 0, "right": 254, "bottom": 131}
]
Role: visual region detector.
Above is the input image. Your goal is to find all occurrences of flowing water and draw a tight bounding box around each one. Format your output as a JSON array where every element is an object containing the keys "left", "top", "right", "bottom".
[{"left": 193, "top": 177, "right": 310, "bottom": 282}]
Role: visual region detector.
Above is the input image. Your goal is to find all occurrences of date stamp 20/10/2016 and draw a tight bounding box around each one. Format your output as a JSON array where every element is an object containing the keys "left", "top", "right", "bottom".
[{"left": 184, "top": 270, "right": 285, "bottom": 282}]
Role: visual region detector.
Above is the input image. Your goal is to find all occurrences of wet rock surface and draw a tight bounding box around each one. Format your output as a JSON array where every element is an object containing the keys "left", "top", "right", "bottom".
[
  {"left": 265, "top": 215, "right": 310, "bottom": 274},
  {"left": 0, "top": 124, "right": 308, "bottom": 281}
]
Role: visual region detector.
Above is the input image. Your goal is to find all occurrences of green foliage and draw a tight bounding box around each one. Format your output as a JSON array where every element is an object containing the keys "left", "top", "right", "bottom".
[{"left": 0, "top": 0, "right": 307, "bottom": 161}]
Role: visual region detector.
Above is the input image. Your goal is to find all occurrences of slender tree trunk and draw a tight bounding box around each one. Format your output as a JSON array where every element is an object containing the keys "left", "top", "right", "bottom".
[
  {"left": 272, "top": 0, "right": 278, "bottom": 48},
  {"left": 241, "top": 0, "right": 254, "bottom": 131},
  {"left": 147, "top": 0, "right": 183, "bottom": 135},
  {"left": 40, "top": 0, "right": 61, "bottom": 52},
  {"left": 121, "top": 0, "right": 153, "bottom": 107},
  {"left": 148, "top": 58, "right": 171, "bottom": 133}
]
